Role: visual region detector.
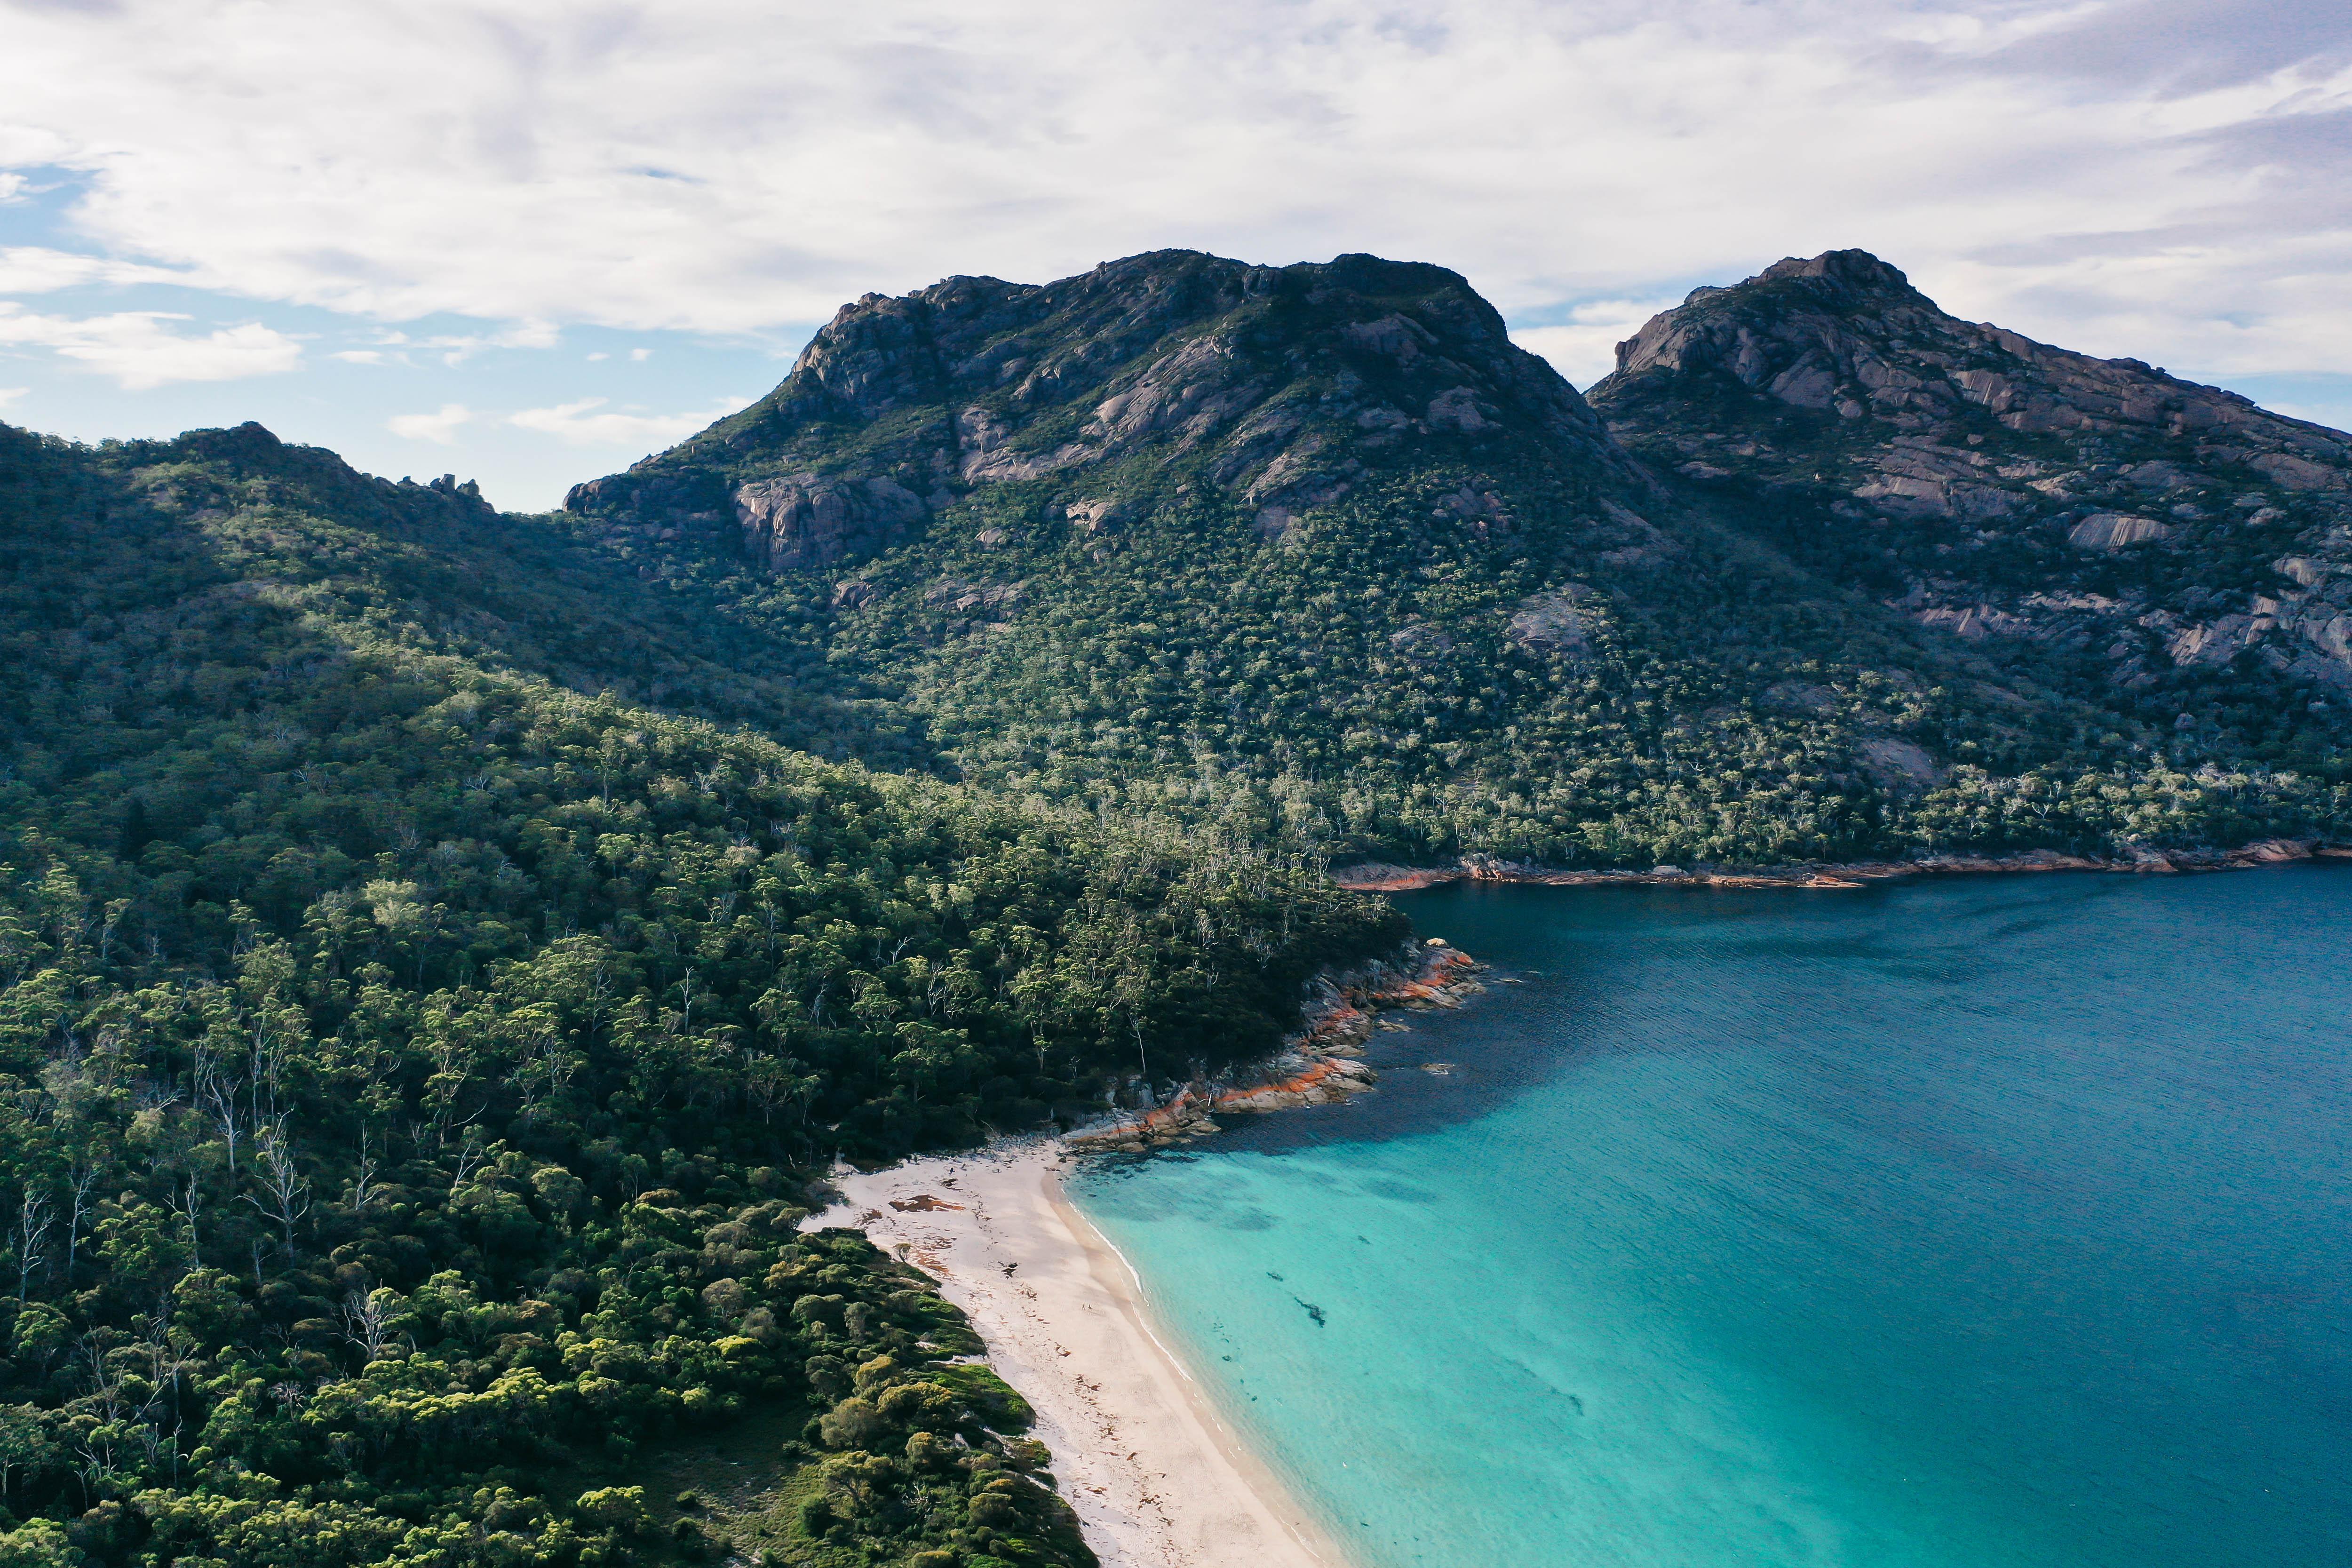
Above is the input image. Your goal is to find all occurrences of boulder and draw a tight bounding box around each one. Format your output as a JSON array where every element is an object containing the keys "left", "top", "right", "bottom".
[
  {"left": 2066, "top": 512, "right": 2173, "bottom": 550},
  {"left": 1856, "top": 737, "right": 1944, "bottom": 790},
  {"left": 735, "top": 473, "right": 931, "bottom": 573},
  {"left": 1505, "top": 585, "right": 1597, "bottom": 654}
]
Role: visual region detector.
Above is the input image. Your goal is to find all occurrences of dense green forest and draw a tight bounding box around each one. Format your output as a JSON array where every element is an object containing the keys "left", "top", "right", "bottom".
[
  {"left": 0, "top": 421, "right": 1400, "bottom": 1567},
  {"left": 570, "top": 456, "right": 2352, "bottom": 868}
]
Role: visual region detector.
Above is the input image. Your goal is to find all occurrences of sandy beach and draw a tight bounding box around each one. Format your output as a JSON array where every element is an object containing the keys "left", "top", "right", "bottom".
[{"left": 808, "top": 1141, "right": 1350, "bottom": 1568}]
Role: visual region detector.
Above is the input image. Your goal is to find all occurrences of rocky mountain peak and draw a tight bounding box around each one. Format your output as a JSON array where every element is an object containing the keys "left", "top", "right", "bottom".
[
  {"left": 1601, "top": 248, "right": 1988, "bottom": 418},
  {"left": 1669, "top": 247, "right": 1919, "bottom": 311},
  {"left": 564, "top": 248, "right": 1635, "bottom": 574},
  {"left": 1754, "top": 247, "right": 1915, "bottom": 293},
  {"left": 1588, "top": 248, "right": 2352, "bottom": 698},
  {"left": 1591, "top": 248, "right": 2329, "bottom": 450}
]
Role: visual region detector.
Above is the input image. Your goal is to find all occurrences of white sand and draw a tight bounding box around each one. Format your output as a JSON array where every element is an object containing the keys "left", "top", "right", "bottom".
[{"left": 809, "top": 1141, "right": 1350, "bottom": 1568}]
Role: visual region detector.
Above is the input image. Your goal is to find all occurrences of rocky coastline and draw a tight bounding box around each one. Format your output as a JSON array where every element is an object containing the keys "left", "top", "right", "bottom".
[
  {"left": 1332, "top": 836, "right": 2348, "bottom": 893},
  {"left": 1066, "top": 942, "right": 1486, "bottom": 1154},
  {"left": 1055, "top": 836, "right": 2346, "bottom": 1155}
]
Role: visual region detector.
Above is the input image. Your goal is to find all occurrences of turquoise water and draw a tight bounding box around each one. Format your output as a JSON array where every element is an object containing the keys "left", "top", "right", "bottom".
[{"left": 1067, "top": 868, "right": 2352, "bottom": 1567}]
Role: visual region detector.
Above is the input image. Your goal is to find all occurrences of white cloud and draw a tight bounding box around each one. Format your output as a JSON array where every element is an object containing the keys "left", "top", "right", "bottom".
[
  {"left": 0, "top": 174, "right": 28, "bottom": 204},
  {"left": 629, "top": 347, "right": 652, "bottom": 362},
  {"left": 0, "top": 246, "right": 187, "bottom": 293},
  {"left": 0, "top": 304, "right": 302, "bottom": 389},
  {"left": 425, "top": 321, "right": 559, "bottom": 365},
  {"left": 1511, "top": 298, "right": 1692, "bottom": 390},
  {"left": 348, "top": 322, "right": 562, "bottom": 368},
  {"left": 508, "top": 396, "right": 746, "bottom": 447},
  {"left": 388, "top": 403, "right": 475, "bottom": 443},
  {"left": 0, "top": 387, "right": 27, "bottom": 411},
  {"left": 0, "top": 1, "right": 2348, "bottom": 388}
]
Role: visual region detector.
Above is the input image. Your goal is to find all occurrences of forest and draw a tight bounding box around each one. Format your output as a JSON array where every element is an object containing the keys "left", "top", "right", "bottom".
[
  {"left": 570, "top": 452, "right": 2351, "bottom": 871},
  {"left": 0, "top": 421, "right": 1401, "bottom": 1568}
]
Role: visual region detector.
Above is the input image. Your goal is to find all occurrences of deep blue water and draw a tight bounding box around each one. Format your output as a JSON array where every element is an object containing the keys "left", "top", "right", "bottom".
[{"left": 1067, "top": 868, "right": 2352, "bottom": 1568}]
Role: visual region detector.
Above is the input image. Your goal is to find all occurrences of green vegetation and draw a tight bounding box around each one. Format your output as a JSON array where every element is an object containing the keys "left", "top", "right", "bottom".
[
  {"left": 0, "top": 421, "right": 1401, "bottom": 1565},
  {"left": 5, "top": 242, "right": 2349, "bottom": 1568},
  {"left": 572, "top": 455, "right": 2350, "bottom": 870},
  {"left": 560, "top": 252, "right": 2350, "bottom": 871}
]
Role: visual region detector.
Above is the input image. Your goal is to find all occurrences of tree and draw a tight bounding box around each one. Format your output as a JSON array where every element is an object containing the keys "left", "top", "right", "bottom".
[
  {"left": 12, "top": 1190, "right": 50, "bottom": 1303},
  {"left": 243, "top": 1119, "right": 311, "bottom": 1262}
]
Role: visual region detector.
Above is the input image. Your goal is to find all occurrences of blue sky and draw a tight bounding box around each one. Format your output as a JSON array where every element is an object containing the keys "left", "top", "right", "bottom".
[{"left": 3, "top": 0, "right": 2349, "bottom": 510}]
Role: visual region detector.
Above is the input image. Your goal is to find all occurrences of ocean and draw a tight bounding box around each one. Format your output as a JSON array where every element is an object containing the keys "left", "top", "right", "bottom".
[{"left": 1066, "top": 866, "right": 2352, "bottom": 1567}]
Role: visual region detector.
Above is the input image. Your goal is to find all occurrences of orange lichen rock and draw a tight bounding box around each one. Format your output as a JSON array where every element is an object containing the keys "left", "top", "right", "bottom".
[{"left": 1067, "top": 945, "right": 1484, "bottom": 1153}]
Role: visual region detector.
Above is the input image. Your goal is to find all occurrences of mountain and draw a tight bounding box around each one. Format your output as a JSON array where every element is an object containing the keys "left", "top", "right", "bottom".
[
  {"left": 565, "top": 249, "right": 2350, "bottom": 870},
  {"left": 1587, "top": 249, "right": 2352, "bottom": 708},
  {"left": 564, "top": 249, "right": 1640, "bottom": 568},
  {"left": 0, "top": 418, "right": 1399, "bottom": 1567}
]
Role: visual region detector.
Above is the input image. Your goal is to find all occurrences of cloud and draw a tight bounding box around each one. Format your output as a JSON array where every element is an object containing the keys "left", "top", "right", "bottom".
[
  {"left": 0, "top": 174, "right": 27, "bottom": 204},
  {"left": 507, "top": 396, "right": 747, "bottom": 447},
  {"left": 0, "top": 387, "right": 27, "bottom": 411},
  {"left": 0, "top": 304, "right": 302, "bottom": 388},
  {"left": 388, "top": 403, "right": 475, "bottom": 443},
  {"left": 0, "top": 1, "right": 2348, "bottom": 387},
  {"left": 421, "top": 322, "right": 560, "bottom": 366},
  {"left": 0, "top": 245, "right": 187, "bottom": 292},
  {"left": 1511, "top": 297, "right": 1691, "bottom": 390},
  {"left": 351, "top": 322, "right": 563, "bottom": 368}
]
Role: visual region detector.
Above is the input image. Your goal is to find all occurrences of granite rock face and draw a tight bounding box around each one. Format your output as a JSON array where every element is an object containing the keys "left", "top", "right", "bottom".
[
  {"left": 734, "top": 471, "right": 932, "bottom": 572},
  {"left": 1588, "top": 249, "right": 2352, "bottom": 693},
  {"left": 564, "top": 249, "right": 1639, "bottom": 575}
]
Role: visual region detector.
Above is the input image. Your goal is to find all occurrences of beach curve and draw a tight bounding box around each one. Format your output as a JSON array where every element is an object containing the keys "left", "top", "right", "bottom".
[{"left": 810, "top": 1142, "right": 1353, "bottom": 1568}]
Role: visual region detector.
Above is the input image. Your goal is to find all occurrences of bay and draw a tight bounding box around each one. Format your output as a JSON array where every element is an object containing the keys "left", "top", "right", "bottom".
[{"left": 1067, "top": 866, "right": 2352, "bottom": 1567}]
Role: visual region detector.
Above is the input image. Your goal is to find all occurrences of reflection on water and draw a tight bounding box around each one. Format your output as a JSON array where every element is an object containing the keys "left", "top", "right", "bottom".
[{"left": 1071, "top": 867, "right": 2352, "bottom": 1568}]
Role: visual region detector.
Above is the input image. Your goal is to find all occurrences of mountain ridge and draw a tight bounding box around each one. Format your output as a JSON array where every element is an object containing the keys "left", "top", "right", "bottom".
[
  {"left": 549, "top": 245, "right": 2348, "bottom": 870},
  {"left": 564, "top": 249, "right": 1644, "bottom": 580},
  {"left": 1588, "top": 248, "right": 2352, "bottom": 705}
]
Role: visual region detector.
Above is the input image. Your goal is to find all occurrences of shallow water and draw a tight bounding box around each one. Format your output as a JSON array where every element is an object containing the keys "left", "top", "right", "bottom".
[{"left": 1067, "top": 867, "right": 2352, "bottom": 1568}]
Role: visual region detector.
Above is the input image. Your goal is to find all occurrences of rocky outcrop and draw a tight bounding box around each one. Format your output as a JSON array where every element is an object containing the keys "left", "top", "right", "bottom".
[
  {"left": 564, "top": 249, "right": 1642, "bottom": 577},
  {"left": 2067, "top": 511, "right": 2173, "bottom": 550},
  {"left": 1330, "top": 838, "right": 2335, "bottom": 892},
  {"left": 1504, "top": 584, "right": 1597, "bottom": 653},
  {"left": 735, "top": 471, "right": 932, "bottom": 572},
  {"left": 1855, "top": 736, "right": 1943, "bottom": 790},
  {"left": 1588, "top": 248, "right": 2352, "bottom": 698},
  {"left": 1065, "top": 944, "right": 1485, "bottom": 1154},
  {"left": 919, "top": 577, "right": 1025, "bottom": 623},
  {"left": 1599, "top": 250, "right": 2343, "bottom": 463}
]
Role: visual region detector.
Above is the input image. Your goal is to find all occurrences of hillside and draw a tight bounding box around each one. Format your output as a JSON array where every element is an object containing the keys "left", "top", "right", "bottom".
[
  {"left": 566, "top": 250, "right": 2350, "bottom": 869},
  {"left": 0, "top": 419, "right": 1400, "bottom": 1568},
  {"left": 1586, "top": 249, "right": 2352, "bottom": 740}
]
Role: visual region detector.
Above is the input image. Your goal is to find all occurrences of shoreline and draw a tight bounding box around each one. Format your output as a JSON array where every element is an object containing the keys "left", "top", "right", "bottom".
[
  {"left": 811, "top": 1142, "right": 1353, "bottom": 1568},
  {"left": 1064, "top": 944, "right": 1485, "bottom": 1154},
  {"left": 1332, "top": 836, "right": 2348, "bottom": 892},
  {"left": 796, "top": 855, "right": 2352, "bottom": 1568}
]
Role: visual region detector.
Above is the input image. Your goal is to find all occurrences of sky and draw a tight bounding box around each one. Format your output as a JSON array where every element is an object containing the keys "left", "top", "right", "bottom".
[{"left": 2, "top": 0, "right": 2349, "bottom": 511}]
